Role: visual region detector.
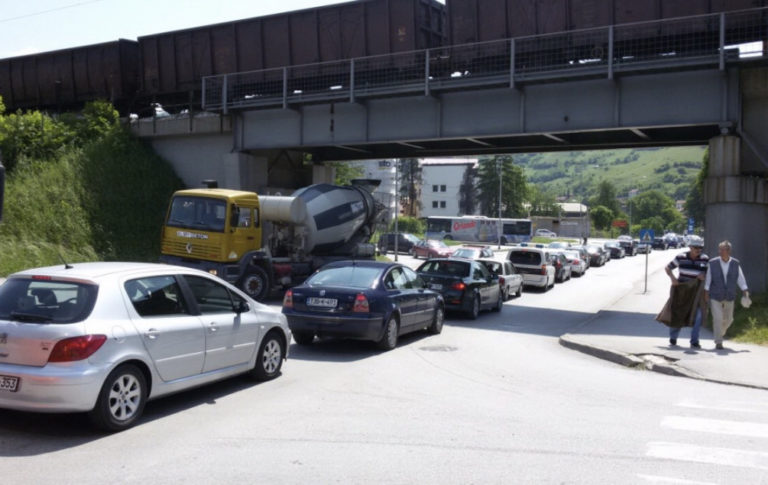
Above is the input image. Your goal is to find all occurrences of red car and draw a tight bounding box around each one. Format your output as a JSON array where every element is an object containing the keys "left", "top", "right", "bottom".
[{"left": 412, "top": 239, "right": 454, "bottom": 259}]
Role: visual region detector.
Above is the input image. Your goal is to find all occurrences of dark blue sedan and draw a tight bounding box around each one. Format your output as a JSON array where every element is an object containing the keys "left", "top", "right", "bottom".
[{"left": 282, "top": 261, "right": 445, "bottom": 350}]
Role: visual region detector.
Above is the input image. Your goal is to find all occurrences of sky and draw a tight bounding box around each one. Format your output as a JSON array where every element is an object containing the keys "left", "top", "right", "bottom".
[{"left": 0, "top": 0, "right": 414, "bottom": 59}]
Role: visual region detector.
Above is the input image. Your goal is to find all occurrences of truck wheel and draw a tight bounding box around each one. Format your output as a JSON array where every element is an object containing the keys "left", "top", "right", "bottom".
[{"left": 240, "top": 266, "right": 270, "bottom": 302}]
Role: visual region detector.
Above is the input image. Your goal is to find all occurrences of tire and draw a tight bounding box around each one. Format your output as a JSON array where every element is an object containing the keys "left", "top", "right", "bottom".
[
  {"left": 492, "top": 292, "right": 503, "bottom": 312},
  {"left": 467, "top": 294, "right": 480, "bottom": 320},
  {"left": 88, "top": 364, "right": 147, "bottom": 432},
  {"left": 428, "top": 305, "right": 444, "bottom": 335},
  {"left": 516, "top": 285, "right": 523, "bottom": 298},
  {"left": 239, "top": 265, "right": 270, "bottom": 302},
  {"left": 252, "top": 331, "right": 284, "bottom": 381},
  {"left": 293, "top": 331, "right": 315, "bottom": 345},
  {"left": 377, "top": 315, "right": 399, "bottom": 350},
  {"left": 501, "top": 288, "right": 509, "bottom": 301},
  {"left": 500, "top": 237, "right": 508, "bottom": 245}
]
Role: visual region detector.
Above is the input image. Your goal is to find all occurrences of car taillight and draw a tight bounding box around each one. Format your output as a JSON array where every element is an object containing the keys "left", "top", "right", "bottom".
[
  {"left": 498, "top": 277, "right": 505, "bottom": 285},
  {"left": 574, "top": 259, "right": 581, "bottom": 264},
  {"left": 48, "top": 335, "right": 107, "bottom": 363},
  {"left": 541, "top": 264, "right": 548, "bottom": 275},
  {"left": 451, "top": 281, "right": 466, "bottom": 291},
  {"left": 353, "top": 293, "right": 369, "bottom": 313},
  {"left": 283, "top": 289, "right": 293, "bottom": 309}
]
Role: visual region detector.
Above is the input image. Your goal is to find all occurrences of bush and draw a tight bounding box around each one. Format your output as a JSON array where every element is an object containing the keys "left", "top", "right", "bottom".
[{"left": 388, "top": 216, "right": 424, "bottom": 235}]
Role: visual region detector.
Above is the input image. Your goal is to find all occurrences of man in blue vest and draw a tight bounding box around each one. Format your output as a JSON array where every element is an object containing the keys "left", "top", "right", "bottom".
[{"left": 704, "top": 240, "right": 750, "bottom": 350}]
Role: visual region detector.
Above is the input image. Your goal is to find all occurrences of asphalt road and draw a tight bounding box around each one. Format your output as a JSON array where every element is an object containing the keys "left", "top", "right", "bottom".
[{"left": 2, "top": 249, "right": 768, "bottom": 484}]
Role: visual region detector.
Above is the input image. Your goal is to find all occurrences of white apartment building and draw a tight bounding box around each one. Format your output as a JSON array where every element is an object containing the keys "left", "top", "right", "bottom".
[{"left": 420, "top": 158, "right": 478, "bottom": 218}]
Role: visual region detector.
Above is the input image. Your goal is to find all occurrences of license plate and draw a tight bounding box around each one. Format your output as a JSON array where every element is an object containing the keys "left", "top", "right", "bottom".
[
  {"left": 430, "top": 284, "right": 443, "bottom": 291},
  {"left": 307, "top": 297, "right": 338, "bottom": 308},
  {"left": 0, "top": 375, "right": 19, "bottom": 393}
]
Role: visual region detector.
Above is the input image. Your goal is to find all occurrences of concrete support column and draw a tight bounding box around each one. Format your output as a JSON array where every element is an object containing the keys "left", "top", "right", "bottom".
[
  {"left": 312, "top": 164, "right": 336, "bottom": 185},
  {"left": 222, "top": 153, "right": 268, "bottom": 192},
  {"left": 704, "top": 135, "right": 768, "bottom": 292}
]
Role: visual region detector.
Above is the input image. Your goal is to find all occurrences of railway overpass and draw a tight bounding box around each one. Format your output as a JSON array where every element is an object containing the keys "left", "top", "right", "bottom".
[{"left": 133, "top": 10, "right": 768, "bottom": 291}]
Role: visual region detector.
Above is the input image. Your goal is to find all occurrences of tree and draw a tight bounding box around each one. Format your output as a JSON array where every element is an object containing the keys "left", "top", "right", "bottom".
[
  {"left": 330, "top": 161, "right": 364, "bottom": 186},
  {"left": 684, "top": 148, "right": 708, "bottom": 230},
  {"left": 589, "top": 180, "right": 621, "bottom": 215},
  {"left": 476, "top": 155, "right": 528, "bottom": 218},
  {"left": 631, "top": 189, "right": 685, "bottom": 232},
  {"left": 458, "top": 164, "right": 477, "bottom": 215},
  {"left": 527, "top": 185, "right": 559, "bottom": 216},
  {"left": 398, "top": 158, "right": 422, "bottom": 218},
  {"left": 590, "top": 205, "right": 614, "bottom": 231}
]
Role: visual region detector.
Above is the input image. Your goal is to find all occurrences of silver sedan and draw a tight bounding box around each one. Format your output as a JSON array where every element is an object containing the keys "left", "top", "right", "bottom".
[{"left": 0, "top": 262, "right": 290, "bottom": 431}]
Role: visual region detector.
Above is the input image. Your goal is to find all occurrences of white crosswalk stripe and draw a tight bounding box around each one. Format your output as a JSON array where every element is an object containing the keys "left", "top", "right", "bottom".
[{"left": 638, "top": 398, "right": 768, "bottom": 482}]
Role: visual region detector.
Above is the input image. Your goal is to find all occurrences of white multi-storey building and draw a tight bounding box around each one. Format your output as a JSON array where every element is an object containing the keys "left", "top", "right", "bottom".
[{"left": 420, "top": 158, "right": 478, "bottom": 218}]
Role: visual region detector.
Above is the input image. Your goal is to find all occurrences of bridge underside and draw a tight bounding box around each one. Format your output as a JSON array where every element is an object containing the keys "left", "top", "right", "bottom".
[{"left": 234, "top": 68, "right": 739, "bottom": 161}]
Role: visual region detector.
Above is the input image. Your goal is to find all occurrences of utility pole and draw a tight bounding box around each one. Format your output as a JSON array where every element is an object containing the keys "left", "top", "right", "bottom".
[
  {"left": 394, "top": 159, "right": 399, "bottom": 262},
  {"left": 497, "top": 158, "right": 502, "bottom": 249}
]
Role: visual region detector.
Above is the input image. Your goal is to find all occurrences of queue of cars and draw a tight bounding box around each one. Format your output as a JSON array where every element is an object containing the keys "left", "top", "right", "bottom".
[{"left": 0, "top": 233, "right": 686, "bottom": 431}]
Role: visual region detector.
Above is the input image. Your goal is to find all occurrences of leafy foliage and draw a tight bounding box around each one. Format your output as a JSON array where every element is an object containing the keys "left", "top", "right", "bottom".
[
  {"left": 476, "top": 156, "right": 528, "bottom": 218},
  {"left": 398, "top": 158, "right": 422, "bottom": 217},
  {"left": 331, "top": 161, "right": 364, "bottom": 186},
  {"left": 388, "top": 216, "right": 424, "bottom": 235},
  {"left": 590, "top": 205, "right": 614, "bottom": 231},
  {"left": 685, "top": 148, "right": 708, "bottom": 229}
]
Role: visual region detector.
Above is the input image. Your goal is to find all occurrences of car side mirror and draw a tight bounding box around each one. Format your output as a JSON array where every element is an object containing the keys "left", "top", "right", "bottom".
[{"left": 235, "top": 300, "right": 249, "bottom": 314}]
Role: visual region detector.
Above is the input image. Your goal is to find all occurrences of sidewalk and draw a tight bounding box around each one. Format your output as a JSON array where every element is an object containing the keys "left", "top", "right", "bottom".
[{"left": 560, "top": 263, "right": 768, "bottom": 391}]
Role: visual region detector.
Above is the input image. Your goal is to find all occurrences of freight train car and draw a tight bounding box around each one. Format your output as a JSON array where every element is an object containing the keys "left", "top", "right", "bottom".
[
  {"left": 0, "top": 40, "right": 139, "bottom": 113},
  {"left": 444, "top": 0, "right": 766, "bottom": 78},
  {"left": 139, "top": 0, "right": 445, "bottom": 103},
  {"left": 447, "top": 0, "right": 767, "bottom": 45}
]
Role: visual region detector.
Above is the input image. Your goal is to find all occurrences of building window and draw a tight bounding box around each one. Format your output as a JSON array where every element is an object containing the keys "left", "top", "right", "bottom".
[
  {"left": 440, "top": 185, "right": 446, "bottom": 192},
  {"left": 440, "top": 201, "right": 446, "bottom": 208},
  {"left": 432, "top": 201, "right": 438, "bottom": 208},
  {"left": 432, "top": 185, "right": 438, "bottom": 192}
]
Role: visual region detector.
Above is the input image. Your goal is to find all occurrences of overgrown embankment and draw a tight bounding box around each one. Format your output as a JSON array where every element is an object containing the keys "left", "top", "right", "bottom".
[{"left": 0, "top": 99, "right": 183, "bottom": 275}]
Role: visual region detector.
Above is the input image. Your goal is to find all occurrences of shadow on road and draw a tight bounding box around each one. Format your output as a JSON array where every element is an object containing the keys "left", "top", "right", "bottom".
[{"left": 288, "top": 330, "right": 435, "bottom": 363}]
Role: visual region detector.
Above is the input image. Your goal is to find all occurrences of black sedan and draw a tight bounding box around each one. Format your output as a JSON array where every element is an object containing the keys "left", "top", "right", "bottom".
[
  {"left": 585, "top": 244, "right": 608, "bottom": 266},
  {"left": 416, "top": 258, "right": 502, "bottom": 319},
  {"left": 604, "top": 241, "right": 626, "bottom": 259},
  {"left": 282, "top": 261, "right": 444, "bottom": 350}
]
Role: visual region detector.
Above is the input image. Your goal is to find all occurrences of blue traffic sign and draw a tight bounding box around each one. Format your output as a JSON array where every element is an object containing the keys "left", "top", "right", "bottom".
[{"left": 639, "top": 228, "right": 655, "bottom": 243}]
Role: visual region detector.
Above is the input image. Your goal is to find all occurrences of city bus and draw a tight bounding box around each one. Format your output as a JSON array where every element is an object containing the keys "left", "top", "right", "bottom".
[{"left": 425, "top": 216, "right": 533, "bottom": 244}]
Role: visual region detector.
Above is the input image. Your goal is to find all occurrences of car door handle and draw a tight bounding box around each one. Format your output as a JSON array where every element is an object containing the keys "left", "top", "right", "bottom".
[
  {"left": 145, "top": 328, "right": 159, "bottom": 340},
  {"left": 208, "top": 322, "right": 218, "bottom": 332}
]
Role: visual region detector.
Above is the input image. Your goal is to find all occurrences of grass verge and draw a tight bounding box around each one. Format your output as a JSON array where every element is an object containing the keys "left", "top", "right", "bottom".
[{"left": 728, "top": 293, "right": 768, "bottom": 346}]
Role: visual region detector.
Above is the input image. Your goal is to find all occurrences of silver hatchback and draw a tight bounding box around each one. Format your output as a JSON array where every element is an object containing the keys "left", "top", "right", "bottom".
[{"left": 0, "top": 262, "right": 291, "bottom": 431}]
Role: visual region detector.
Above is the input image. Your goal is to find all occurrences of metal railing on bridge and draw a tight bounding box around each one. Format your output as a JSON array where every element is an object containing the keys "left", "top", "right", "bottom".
[{"left": 202, "top": 8, "right": 768, "bottom": 113}]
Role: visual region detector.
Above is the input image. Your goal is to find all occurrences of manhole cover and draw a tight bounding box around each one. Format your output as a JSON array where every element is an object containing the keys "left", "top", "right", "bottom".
[{"left": 419, "top": 345, "right": 458, "bottom": 352}]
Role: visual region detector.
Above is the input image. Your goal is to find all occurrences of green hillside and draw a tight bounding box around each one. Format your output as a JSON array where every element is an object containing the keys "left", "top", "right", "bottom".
[{"left": 514, "top": 146, "right": 707, "bottom": 201}]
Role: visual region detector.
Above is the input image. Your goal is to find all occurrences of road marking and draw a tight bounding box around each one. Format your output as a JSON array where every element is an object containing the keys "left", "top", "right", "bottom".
[
  {"left": 636, "top": 474, "right": 716, "bottom": 485},
  {"left": 676, "top": 399, "right": 768, "bottom": 415},
  {"left": 646, "top": 442, "right": 768, "bottom": 470},
  {"left": 662, "top": 416, "right": 768, "bottom": 439}
]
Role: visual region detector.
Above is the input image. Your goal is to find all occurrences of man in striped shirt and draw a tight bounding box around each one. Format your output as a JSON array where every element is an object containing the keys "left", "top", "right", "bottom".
[{"left": 665, "top": 239, "right": 709, "bottom": 348}]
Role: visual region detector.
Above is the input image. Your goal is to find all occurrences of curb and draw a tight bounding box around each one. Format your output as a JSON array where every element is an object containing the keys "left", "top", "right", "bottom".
[{"left": 559, "top": 334, "right": 768, "bottom": 391}]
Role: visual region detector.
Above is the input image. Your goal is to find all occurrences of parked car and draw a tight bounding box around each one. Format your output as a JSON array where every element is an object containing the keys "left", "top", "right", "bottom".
[
  {"left": 478, "top": 259, "right": 523, "bottom": 300},
  {"left": 377, "top": 233, "right": 420, "bottom": 254},
  {"left": 562, "top": 250, "right": 587, "bottom": 277},
  {"left": 283, "top": 261, "right": 444, "bottom": 350},
  {"left": 568, "top": 245, "right": 591, "bottom": 270},
  {"left": 0, "top": 262, "right": 290, "bottom": 431},
  {"left": 547, "top": 241, "right": 571, "bottom": 249},
  {"left": 451, "top": 245, "right": 495, "bottom": 260},
  {"left": 412, "top": 239, "right": 453, "bottom": 259},
  {"left": 617, "top": 235, "right": 637, "bottom": 256},
  {"left": 604, "top": 241, "right": 626, "bottom": 259},
  {"left": 416, "top": 258, "right": 502, "bottom": 319},
  {"left": 664, "top": 233, "right": 682, "bottom": 249},
  {"left": 550, "top": 252, "right": 573, "bottom": 282},
  {"left": 535, "top": 229, "right": 557, "bottom": 238},
  {"left": 652, "top": 237, "right": 669, "bottom": 250},
  {"left": 508, "top": 247, "right": 556, "bottom": 291},
  {"left": 585, "top": 244, "right": 608, "bottom": 267},
  {"left": 635, "top": 239, "right": 651, "bottom": 254}
]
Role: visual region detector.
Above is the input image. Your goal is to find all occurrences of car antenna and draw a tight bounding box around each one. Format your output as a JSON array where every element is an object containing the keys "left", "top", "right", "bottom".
[{"left": 58, "top": 253, "right": 73, "bottom": 269}]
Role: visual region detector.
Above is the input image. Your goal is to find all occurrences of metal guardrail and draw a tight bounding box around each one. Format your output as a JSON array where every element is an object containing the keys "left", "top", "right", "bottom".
[{"left": 203, "top": 8, "right": 768, "bottom": 112}]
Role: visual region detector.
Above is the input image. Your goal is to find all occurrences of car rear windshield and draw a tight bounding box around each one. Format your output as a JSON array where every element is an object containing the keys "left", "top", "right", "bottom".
[
  {"left": 0, "top": 278, "right": 98, "bottom": 324},
  {"left": 417, "top": 260, "right": 470, "bottom": 277},
  {"left": 509, "top": 251, "right": 543, "bottom": 266},
  {"left": 306, "top": 266, "right": 381, "bottom": 289}
]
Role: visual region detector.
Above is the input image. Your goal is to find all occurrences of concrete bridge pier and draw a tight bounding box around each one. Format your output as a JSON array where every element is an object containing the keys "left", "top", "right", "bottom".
[{"left": 704, "top": 135, "right": 768, "bottom": 292}]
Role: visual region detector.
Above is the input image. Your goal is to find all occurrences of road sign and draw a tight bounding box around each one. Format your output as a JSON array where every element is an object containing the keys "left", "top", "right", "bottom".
[
  {"left": 687, "top": 217, "right": 694, "bottom": 234},
  {"left": 639, "top": 228, "right": 655, "bottom": 243}
]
